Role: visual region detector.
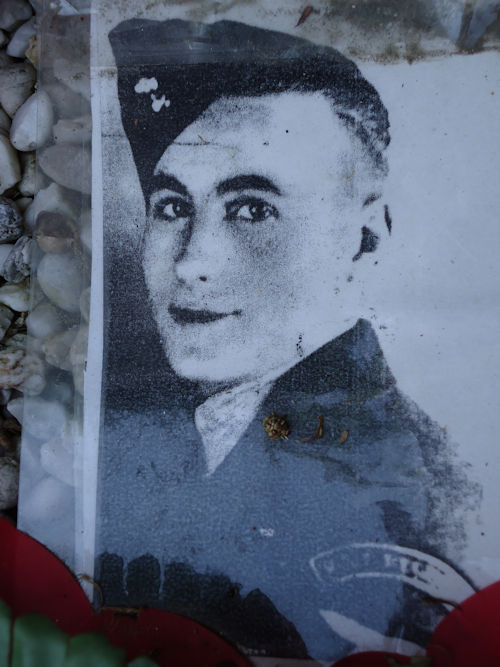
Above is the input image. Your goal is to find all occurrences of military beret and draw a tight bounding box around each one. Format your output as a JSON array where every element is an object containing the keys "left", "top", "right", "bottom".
[{"left": 109, "top": 19, "right": 390, "bottom": 199}]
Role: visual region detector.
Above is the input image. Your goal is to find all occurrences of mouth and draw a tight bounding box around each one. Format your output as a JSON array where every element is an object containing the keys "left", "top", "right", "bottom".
[{"left": 168, "top": 305, "right": 241, "bottom": 324}]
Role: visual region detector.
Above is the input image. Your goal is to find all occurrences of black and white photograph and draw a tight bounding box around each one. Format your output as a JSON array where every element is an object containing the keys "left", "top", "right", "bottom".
[{"left": 17, "top": 1, "right": 500, "bottom": 663}]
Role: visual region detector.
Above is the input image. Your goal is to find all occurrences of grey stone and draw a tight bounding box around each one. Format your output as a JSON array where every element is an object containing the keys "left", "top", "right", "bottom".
[
  {"left": 24, "top": 183, "right": 75, "bottom": 231},
  {"left": 42, "top": 83, "right": 90, "bottom": 119},
  {"left": 1, "top": 235, "right": 32, "bottom": 282},
  {"left": 53, "top": 56, "right": 90, "bottom": 100},
  {"left": 10, "top": 90, "right": 53, "bottom": 152},
  {"left": 0, "top": 135, "right": 21, "bottom": 194},
  {"left": 0, "top": 62, "right": 36, "bottom": 117},
  {"left": 0, "top": 458, "right": 19, "bottom": 511},
  {"left": 53, "top": 114, "right": 91, "bottom": 145},
  {"left": 39, "top": 144, "right": 91, "bottom": 194},
  {"left": 0, "top": 198, "right": 23, "bottom": 242},
  {"left": 0, "top": 0, "right": 32, "bottom": 32},
  {"left": 0, "top": 31, "right": 8, "bottom": 49},
  {"left": 34, "top": 210, "right": 77, "bottom": 254},
  {"left": 6, "top": 16, "right": 36, "bottom": 58}
]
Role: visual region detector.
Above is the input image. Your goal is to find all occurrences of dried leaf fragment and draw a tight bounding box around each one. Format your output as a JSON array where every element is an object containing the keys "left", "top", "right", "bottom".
[
  {"left": 338, "top": 429, "right": 349, "bottom": 445},
  {"left": 263, "top": 413, "right": 290, "bottom": 440},
  {"left": 296, "top": 5, "right": 314, "bottom": 26},
  {"left": 299, "top": 415, "right": 324, "bottom": 442}
]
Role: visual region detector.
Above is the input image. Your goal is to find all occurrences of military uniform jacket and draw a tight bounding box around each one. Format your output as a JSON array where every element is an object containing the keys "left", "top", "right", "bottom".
[{"left": 96, "top": 320, "right": 473, "bottom": 661}]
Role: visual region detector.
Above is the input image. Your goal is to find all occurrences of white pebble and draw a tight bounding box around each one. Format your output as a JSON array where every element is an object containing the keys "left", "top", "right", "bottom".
[
  {"left": 42, "top": 326, "right": 78, "bottom": 371},
  {"left": 19, "top": 152, "right": 36, "bottom": 195},
  {"left": 39, "top": 144, "right": 91, "bottom": 194},
  {"left": 10, "top": 90, "right": 53, "bottom": 151},
  {"left": 6, "top": 16, "right": 36, "bottom": 57},
  {"left": 0, "top": 62, "right": 36, "bottom": 117},
  {"left": 0, "top": 458, "right": 19, "bottom": 511},
  {"left": 0, "top": 304, "right": 14, "bottom": 340},
  {"left": 0, "top": 134, "right": 21, "bottom": 194},
  {"left": 0, "top": 0, "right": 32, "bottom": 32},
  {"left": 53, "top": 114, "right": 91, "bottom": 145},
  {"left": 26, "top": 301, "right": 62, "bottom": 340},
  {"left": 37, "top": 252, "right": 84, "bottom": 312},
  {"left": 24, "top": 182, "right": 75, "bottom": 231},
  {"left": 20, "top": 396, "right": 67, "bottom": 440},
  {"left": 0, "top": 280, "right": 29, "bottom": 311},
  {"left": 19, "top": 475, "right": 71, "bottom": 524},
  {"left": 40, "top": 420, "right": 80, "bottom": 486}
]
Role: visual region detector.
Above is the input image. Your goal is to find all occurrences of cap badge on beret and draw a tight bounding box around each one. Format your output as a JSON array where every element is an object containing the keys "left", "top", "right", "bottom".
[{"left": 134, "top": 77, "right": 171, "bottom": 112}]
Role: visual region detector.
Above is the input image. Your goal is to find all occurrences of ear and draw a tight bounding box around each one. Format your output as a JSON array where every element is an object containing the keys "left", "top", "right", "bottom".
[{"left": 352, "top": 194, "right": 392, "bottom": 263}]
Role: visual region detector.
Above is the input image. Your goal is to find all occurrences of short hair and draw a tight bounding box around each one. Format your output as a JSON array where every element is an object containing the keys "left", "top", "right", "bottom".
[{"left": 109, "top": 19, "right": 390, "bottom": 201}]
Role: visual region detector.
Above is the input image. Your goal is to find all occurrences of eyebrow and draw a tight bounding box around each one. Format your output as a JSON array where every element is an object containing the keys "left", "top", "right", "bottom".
[
  {"left": 216, "top": 174, "right": 281, "bottom": 196},
  {"left": 149, "top": 173, "right": 189, "bottom": 197}
]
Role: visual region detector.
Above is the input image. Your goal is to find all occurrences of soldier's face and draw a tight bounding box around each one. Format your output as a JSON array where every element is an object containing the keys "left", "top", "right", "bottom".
[{"left": 143, "top": 92, "right": 367, "bottom": 384}]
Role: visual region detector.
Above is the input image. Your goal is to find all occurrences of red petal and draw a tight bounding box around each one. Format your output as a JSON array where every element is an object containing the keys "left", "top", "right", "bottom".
[
  {"left": 0, "top": 518, "right": 94, "bottom": 635},
  {"left": 95, "top": 607, "right": 251, "bottom": 666},
  {"left": 0, "top": 519, "right": 251, "bottom": 666},
  {"left": 427, "top": 581, "right": 500, "bottom": 667},
  {"left": 332, "top": 651, "right": 413, "bottom": 666}
]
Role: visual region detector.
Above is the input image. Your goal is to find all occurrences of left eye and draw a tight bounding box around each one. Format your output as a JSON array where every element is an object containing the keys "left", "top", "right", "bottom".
[{"left": 225, "top": 199, "right": 279, "bottom": 223}]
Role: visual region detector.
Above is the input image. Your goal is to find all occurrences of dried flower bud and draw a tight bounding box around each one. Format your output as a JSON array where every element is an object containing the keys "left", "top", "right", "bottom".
[{"left": 263, "top": 413, "right": 290, "bottom": 440}]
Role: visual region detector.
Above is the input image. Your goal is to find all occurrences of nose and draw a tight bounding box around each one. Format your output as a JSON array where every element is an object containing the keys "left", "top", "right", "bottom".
[{"left": 174, "top": 213, "right": 226, "bottom": 285}]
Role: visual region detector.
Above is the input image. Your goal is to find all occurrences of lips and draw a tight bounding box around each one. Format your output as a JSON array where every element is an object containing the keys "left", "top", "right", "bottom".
[{"left": 168, "top": 305, "right": 241, "bottom": 324}]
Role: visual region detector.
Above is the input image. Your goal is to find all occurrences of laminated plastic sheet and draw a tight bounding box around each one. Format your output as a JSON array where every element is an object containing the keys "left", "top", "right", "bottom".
[{"left": 18, "top": 0, "right": 500, "bottom": 663}]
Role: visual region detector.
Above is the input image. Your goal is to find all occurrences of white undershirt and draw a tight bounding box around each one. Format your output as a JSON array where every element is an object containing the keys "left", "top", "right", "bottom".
[{"left": 194, "top": 378, "right": 274, "bottom": 476}]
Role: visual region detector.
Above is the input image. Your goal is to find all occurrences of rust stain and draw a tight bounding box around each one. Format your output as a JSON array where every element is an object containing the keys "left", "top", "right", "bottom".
[{"left": 338, "top": 429, "right": 349, "bottom": 445}]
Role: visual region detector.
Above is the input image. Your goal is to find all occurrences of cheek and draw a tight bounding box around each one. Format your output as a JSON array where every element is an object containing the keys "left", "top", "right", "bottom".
[{"left": 142, "top": 228, "right": 177, "bottom": 295}]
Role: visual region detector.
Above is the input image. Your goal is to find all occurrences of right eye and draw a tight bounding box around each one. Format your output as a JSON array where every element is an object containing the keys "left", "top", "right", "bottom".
[{"left": 152, "top": 197, "right": 193, "bottom": 222}]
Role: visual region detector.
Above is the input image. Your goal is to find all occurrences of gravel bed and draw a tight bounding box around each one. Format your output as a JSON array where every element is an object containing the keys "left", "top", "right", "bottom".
[{"left": 0, "top": 0, "right": 90, "bottom": 526}]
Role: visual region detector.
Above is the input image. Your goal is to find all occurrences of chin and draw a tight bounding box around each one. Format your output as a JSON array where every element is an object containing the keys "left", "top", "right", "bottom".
[{"left": 167, "top": 350, "right": 244, "bottom": 385}]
